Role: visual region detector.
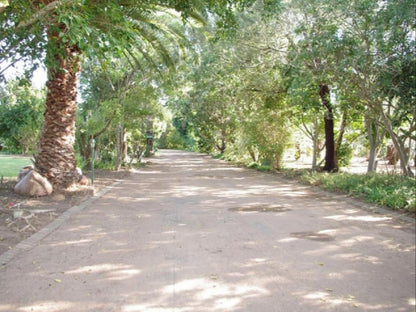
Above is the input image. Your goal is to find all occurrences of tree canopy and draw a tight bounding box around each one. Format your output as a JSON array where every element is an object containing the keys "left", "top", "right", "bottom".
[{"left": 0, "top": 0, "right": 415, "bottom": 192}]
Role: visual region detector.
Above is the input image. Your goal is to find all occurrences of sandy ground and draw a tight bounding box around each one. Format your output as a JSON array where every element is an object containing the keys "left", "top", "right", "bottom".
[
  {"left": 0, "top": 150, "right": 414, "bottom": 312},
  {"left": 0, "top": 170, "right": 130, "bottom": 255}
]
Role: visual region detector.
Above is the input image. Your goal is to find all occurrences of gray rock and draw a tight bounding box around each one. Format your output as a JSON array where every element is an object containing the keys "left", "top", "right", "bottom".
[
  {"left": 76, "top": 167, "right": 83, "bottom": 181},
  {"left": 17, "top": 165, "right": 35, "bottom": 182},
  {"left": 14, "top": 170, "right": 53, "bottom": 197},
  {"left": 78, "top": 175, "right": 90, "bottom": 186}
]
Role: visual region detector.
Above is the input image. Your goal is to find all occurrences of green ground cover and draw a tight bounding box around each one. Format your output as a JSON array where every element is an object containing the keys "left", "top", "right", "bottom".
[
  {"left": 219, "top": 153, "right": 416, "bottom": 212},
  {"left": 0, "top": 154, "right": 32, "bottom": 178},
  {"left": 280, "top": 169, "right": 416, "bottom": 212}
]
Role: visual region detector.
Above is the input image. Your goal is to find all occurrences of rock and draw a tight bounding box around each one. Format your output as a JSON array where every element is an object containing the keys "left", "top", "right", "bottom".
[
  {"left": 14, "top": 170, "right": 53, "bottom": 197},
  {"left": 76, "top": 167, "right": 83, "bottom": 182},
  {"left": 51, "top": 193, "right": 66, "bottom": 201},
  {"left": 17, "top": 165, "right": 34, "bottom": 182},
  {"left": 78, "top": 175, "right": 90, "bottom": 186}
]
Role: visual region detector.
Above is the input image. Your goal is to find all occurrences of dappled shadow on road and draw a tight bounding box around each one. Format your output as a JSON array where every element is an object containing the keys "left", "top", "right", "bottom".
[{"left": 0, "top": 150, "right": 414, "bottom": 312}]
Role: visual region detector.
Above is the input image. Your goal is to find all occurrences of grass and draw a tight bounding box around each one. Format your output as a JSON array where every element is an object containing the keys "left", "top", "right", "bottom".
[
  {"left": 0, "top": 154, "right": 32, "bottom": 178},
  {"left": 279, "top": 169, "right": 416, "bottom": 212}
]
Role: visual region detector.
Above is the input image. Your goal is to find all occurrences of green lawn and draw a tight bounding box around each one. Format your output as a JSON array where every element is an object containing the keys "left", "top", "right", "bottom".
[{"left": 0, "top": 154, "right": 32, "bottom": 178}]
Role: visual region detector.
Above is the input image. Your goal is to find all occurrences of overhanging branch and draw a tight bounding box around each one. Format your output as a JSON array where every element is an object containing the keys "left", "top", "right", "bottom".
[{"left": 16, "top": 0, "right": 73, "bottom": 29}]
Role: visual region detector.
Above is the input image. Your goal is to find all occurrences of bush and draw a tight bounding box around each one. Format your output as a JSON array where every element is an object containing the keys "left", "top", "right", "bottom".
[
  {"left": 336, "top": 143, "right": 353, "bottom": 167},
  {"left": 299, "top": 171, "right": 415, "bottom": 211}
]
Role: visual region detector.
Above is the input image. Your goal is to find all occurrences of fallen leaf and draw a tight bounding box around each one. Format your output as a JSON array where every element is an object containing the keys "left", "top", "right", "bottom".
[
  {"left": 209, "top": 274, "right": 218, "bottom": 280},
  {"left": 54, "top": 279, "right": 61, "bottom": 283}
]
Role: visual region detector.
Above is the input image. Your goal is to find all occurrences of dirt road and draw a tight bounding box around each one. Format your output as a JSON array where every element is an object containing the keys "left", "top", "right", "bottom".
[{"left": 0, "top": 150, "right": 415, "bottom": 312}]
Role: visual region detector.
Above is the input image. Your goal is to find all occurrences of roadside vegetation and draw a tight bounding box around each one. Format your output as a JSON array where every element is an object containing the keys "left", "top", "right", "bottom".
[
  {"left": 292, "top": 170, "right": 415, "bottom": 212},
  {"left": 217, "top": 152, "right": 416, "bottom": 212}
]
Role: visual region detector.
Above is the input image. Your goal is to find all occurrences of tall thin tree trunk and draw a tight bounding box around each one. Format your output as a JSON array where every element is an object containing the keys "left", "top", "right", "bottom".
[
  {"left": 115, "top": 124, "right": 124, "bottom": 171},
  {"left": 312, "top": 115, "right": 319, "bottom": 170},
  {"left": 367, "top": 143, "right": 379, "bottom": 173},
  {"left": 378, "top": 103, "right": 413, "bottom": 177},
  {"left": 319, "top": 84, "right": 337, "bottom": 172},
  {"left": 335, "top": 111, "right": 348, "bottom": 167},
  {"left": 365, "top": 116, "right": 384, "bottom": 173},
  {"left": 35, "top": 23, "right": 81, "bottom": 187}
]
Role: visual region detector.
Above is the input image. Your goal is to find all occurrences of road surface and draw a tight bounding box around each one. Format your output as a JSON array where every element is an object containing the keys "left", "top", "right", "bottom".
[{"left": 0, "top": 150, "right": 415, "bottom": 312}]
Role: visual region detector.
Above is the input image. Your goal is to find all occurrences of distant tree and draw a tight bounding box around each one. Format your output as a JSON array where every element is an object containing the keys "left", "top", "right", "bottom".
[{"left": 0, "top": 79, "right": 44, "bottom": 154}]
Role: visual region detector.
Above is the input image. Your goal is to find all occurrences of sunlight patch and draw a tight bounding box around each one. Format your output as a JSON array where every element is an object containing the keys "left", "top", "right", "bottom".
[
  {"left": 18, "top": 301, "right": 74, "bottom": 312},
  {"left": 65, "top": 263, "right": 140, "bottom": 278},
  {"left": 325, "top": 215, "right": 391, "bottom": 222},
  {"left": 213, "top": 298, "right": 241, "bottom": 310},
  {"left": 50, "top": 239, "right": 92, "bottom": 246}
]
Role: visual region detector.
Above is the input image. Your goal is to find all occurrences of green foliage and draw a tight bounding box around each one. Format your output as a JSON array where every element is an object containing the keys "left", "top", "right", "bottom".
[
  {"left": 299, "top": 171, "right": 416, "bottom": 211},
  {"left": 336, "top": 143, "right": 353, "bottom": 167},
  {"left": 0, "top": 0, "right": 253, "bottom": 79},
  {"left": 0, "top": 79, "right": 44, "bottom": 154},
  {"left": 158, "top": 127, "right": 196, "bottom": 151}
]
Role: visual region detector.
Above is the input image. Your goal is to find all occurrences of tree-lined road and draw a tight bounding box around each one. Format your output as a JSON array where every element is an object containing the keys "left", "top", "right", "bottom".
[{"left": 0, "top": 150, "right": 415, "bottom": 311}]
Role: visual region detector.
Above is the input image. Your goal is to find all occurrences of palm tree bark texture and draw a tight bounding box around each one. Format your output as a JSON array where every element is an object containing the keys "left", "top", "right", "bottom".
[
  {"left": 319, "top": 84, "right": 337, "bottom": 172},
  {"left": 35, "top": 22, "right": 81, "bottom": 188}
]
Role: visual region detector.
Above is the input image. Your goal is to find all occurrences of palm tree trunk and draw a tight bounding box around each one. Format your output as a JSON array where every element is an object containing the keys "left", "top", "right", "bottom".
[{"left": 35, "top": 23, "right": 81, "bottom": 187}]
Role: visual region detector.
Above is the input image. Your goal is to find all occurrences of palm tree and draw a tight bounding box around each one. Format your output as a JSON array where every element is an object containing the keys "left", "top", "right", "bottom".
[{"left": 1, "top": 1, "right": 242, "bottom": 188}]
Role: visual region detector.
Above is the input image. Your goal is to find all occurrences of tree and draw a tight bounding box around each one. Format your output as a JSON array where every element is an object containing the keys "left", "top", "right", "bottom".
[
  {"left": 328, "top": 0, "right": 415, "bottom": 176},
  {"left": 0, "top": 0, "right": 253, "bottom": 188},
  {"left": 0, "top": 78, "right": 44, "bottom": 154}
]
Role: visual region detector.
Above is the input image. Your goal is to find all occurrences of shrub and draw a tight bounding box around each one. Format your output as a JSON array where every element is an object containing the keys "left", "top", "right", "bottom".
[{"left": 295, "top": 171, "right": 415, "bottom": 211}]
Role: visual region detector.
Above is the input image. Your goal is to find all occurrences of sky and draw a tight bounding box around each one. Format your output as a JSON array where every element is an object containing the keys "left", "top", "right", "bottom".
[
  {"left": 1, "top": 61, "right": 47, "bottom": 89},
  {"left": 31, "top": 67, "right": 47, "bottom": 89}
]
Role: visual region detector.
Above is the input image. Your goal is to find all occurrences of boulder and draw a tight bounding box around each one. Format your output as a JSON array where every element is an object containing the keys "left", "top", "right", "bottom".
[
  {"left": 78, "top": 175, "right": 90, "bottom": 186},
  {"left": 76, "top": 167, "right": 83, "bottom": 182},
  {"left": 14, "top": 170, "right": 53, "bottom": 197},
  {"left": 17, "top": 165, "right": 35, "bottom": 182}
]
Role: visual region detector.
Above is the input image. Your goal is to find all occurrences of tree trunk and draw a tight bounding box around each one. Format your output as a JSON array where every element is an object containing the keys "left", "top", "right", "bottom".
[
  {"left": 115, "top": 124, "right": 124, "bottom": 170},
  {"left": 248, "top": 147, "right": 257, "bottom": 162},
  {"left": 216, "top": 127, "right": 227, "bottom": 154},
  {"left": 365, "top": 116, "right": 384, "bottom": 173},
  {"left": 378, "top": 103, "right": 414, "bottom": 177},
  {"left": 311, "top": 115, "right": 320, "bottom": 170},
  {"left": 319, "top": 84, "right": 337, "bottom": 172},
  {"left": 35, "top": 23, "right": 81, "bottom": 188},
  {"left": 335, "top": 111, "right": 348, "bottom": 168},
  {"left": 79, "top": 118, "right": 113, "bottom": 169}
]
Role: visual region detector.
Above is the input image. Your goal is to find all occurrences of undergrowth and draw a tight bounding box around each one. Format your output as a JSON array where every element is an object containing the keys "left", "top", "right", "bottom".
[
  {"left": 285, "top": 170, "right": 415, "bottom": 212},
  {"left": 214, "top": 154, "right": 415, "bottom": 212}
]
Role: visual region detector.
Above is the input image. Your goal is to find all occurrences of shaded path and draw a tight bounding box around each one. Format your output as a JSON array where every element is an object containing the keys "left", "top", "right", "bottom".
[{"left": 0, "top": 150, "right": 415, "bottom": 312}]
